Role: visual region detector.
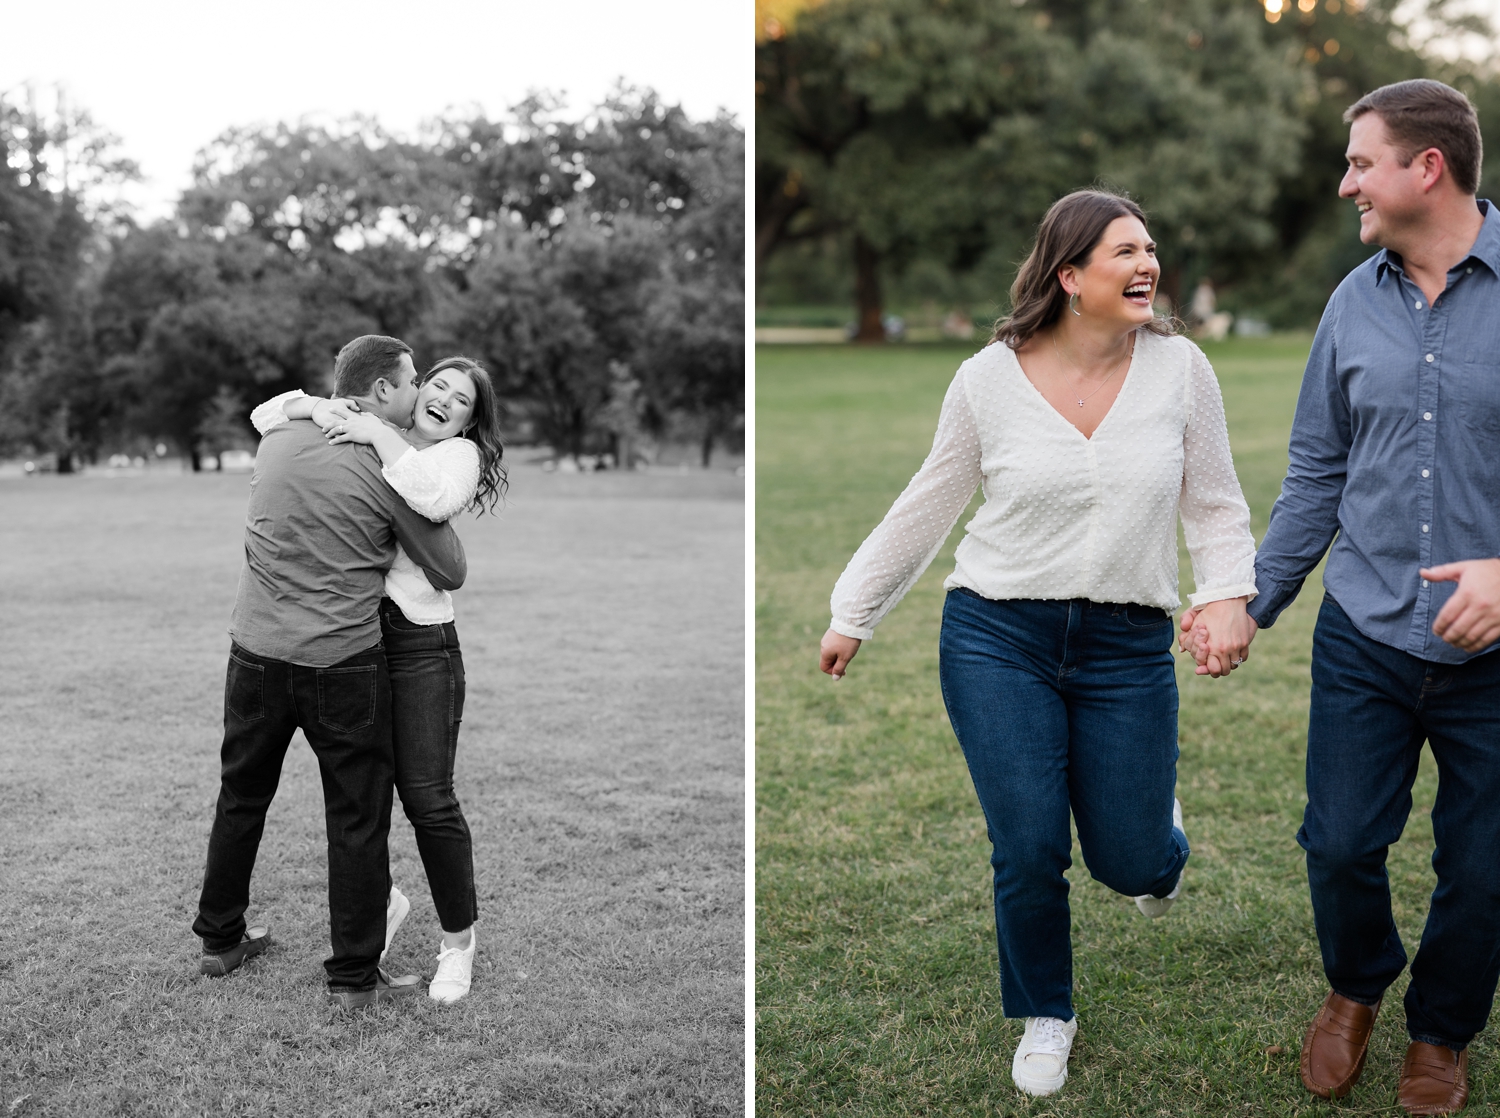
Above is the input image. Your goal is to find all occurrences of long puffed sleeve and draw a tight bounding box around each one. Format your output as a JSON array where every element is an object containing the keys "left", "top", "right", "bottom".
[
  {"left": 249, "top": 390, "right": 306, "bottom": 436},
  {"left": 829, "top": 373, "right": 983, "bottom": 640},
  {"left": 1179, "top": 345, "right": 1258, "bottom": 607},
  {"left": 381, "top": 438, "right": 481, "bottom": 523}
]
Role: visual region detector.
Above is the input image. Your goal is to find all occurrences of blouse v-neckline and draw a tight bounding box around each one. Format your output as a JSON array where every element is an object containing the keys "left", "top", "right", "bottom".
[{"left": 1006, "top": 332, "right": 1141, "bottom": 443}]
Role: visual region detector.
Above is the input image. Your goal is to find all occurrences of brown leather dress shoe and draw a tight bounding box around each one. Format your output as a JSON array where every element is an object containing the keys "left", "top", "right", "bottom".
[
  {"left": 1300, "top": 990, "right": 1381, "bottom": 1099},
  {"left": 1398, "top": 1041, "right": 1468, "bottom": 1115}
]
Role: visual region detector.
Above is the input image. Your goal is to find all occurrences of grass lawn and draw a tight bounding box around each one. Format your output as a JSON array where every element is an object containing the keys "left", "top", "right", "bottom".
[
  {"left": 755, "top": 336, "right": 1471, "bottom": 1116},
  {"left": 1, "top": 464, "right": 744, "bottom": 1117}
]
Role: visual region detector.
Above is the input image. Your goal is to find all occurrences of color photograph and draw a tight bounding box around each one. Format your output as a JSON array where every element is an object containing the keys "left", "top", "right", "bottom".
[{"left": 756, "top": 1, "right": 1500, "bottom": 1114}]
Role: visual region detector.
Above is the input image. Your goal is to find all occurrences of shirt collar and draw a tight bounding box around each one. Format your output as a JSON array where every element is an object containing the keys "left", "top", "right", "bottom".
[{"left": 1375, "top": 199, "right": 1500, "bottom": 283}]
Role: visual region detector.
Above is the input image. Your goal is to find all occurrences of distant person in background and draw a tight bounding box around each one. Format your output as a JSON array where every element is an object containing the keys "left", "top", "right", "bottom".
[
  {"left": 818, "top": 189, "right": 1257, "bottom": 1098},
  {"left": 1182, "top": 79, "right": 1500, "bottom": 1116},
  {"left": 250, "top": 355, "right": 506, "bottom": 1005},
  {"left": 193, "top": 334, "right": 467, "bottom": 1011}
]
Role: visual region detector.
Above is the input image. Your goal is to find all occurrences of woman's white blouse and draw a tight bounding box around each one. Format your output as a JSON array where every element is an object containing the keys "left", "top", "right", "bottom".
[
  {"left": 250, "top": 390, "right": 480, "bottom": 625},
  {"left": 829, "top": 330, "right": 1258, "bottom": 641}
]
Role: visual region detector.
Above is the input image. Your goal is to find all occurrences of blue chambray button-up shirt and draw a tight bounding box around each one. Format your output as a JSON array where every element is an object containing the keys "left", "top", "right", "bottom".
[{"left": 1248, "top": 199, "right": 1500, "bottom": 664}]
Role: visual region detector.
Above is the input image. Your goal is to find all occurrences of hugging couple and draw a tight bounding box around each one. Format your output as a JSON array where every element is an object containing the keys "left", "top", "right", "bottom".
[{"left": 190, "top": 334, "right": 508, "bottom": 1010}]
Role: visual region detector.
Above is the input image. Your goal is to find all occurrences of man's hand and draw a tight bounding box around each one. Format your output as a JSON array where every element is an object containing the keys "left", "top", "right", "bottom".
[
  {"left": 1179, "top": 599, "right": 1257, "bottom": 678},
  {"left": 1421, "top": 558, "right": 1500, "bottom": 651},
  {"left": 820, "top": 629, "right": 862, "bottom": 680}
]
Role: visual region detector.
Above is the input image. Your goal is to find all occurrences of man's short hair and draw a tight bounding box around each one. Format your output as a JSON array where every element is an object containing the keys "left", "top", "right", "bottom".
[
  {"left": 1345, "top": 79, "right": 1483, "bottom": 195},
  {"left": 332, "top": 335, "right": 414, "bottom": 398}
]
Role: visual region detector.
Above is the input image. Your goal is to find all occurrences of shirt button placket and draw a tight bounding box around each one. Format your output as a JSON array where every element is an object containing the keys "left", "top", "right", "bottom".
[{"left": 1413, "top": 297, "right": 1445, "bottom": 652}]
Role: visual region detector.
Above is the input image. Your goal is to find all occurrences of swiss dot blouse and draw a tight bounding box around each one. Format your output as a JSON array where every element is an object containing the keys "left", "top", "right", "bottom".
[{"left": 829, "top": 329, "right": 1258, "bottom": 641}]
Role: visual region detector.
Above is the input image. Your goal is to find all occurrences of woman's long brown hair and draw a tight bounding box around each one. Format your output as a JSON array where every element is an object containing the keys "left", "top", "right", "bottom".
[
  {"left": 418, "top": 355, "right": 507, "bottom": 514},
  {"left": 990, "top": 189, "right": 1179, "bottom": 350}
]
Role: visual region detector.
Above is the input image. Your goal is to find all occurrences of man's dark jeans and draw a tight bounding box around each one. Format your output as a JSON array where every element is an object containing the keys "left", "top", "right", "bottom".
[
  {"left": 1302, "top": 594, "right": 1500, "bottom": 1049},
  {"left": 380, "top": 598, "right": 477, "bottom": 932},
  {"left": 938, "top": 589, "right": 1189, "bottom": 1022},
  {"left": 193, "top": 642, "right": 394, "bottom": 990}
]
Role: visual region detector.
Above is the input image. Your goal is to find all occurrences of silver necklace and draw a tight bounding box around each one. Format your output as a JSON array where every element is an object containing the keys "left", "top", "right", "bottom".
[{"left": 1051, "top": 333, "right": 1134, "bottom": 408}]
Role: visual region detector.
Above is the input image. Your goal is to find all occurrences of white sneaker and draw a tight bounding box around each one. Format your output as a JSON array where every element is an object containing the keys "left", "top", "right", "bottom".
[
  {"left": 382, "top": 885, "right": 410, "bottom": 962},
  {"left": 429, "top": 928, "right": 475, "bottom": 1004},
  {"left": 1135, "top": 797, "right": 1186, "bottom": 919},
  {"left": 1011, "top": 1015, "right": 1078, "bottom": 1096}
]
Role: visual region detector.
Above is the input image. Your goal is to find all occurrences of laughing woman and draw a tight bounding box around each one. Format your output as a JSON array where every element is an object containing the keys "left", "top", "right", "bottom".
[
  {"left": 818, "top": 190, "right": 1258, "bottom": 1096},
  {"left": 252, "top": 355, "right": 505, "bottom": 1005}
]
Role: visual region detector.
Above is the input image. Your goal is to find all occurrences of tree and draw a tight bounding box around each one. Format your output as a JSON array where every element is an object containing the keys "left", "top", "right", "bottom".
[
  {"left": 1215, "top": 0, "right": 1500, "bottom": 325},
  {"left": 4, "top": 91, "right": 744, "bottom": 468},
  {"left": 428, "top": 213, "right": 664, "bottom": 458},
  {"left": 0, "top": 86, "right": 136, "bottom": 467},
  {"left": 757, "top": 0, "right": 1305, "bottom": 336}
]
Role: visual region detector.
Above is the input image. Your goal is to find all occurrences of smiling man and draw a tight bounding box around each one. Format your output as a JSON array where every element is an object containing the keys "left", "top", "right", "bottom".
[{"left": 1242, "top": 80, "right": 1500, "bottom": 1115}]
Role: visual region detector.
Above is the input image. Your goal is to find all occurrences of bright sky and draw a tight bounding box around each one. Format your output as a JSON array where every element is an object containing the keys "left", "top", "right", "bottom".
[{"left": 3, "top": 0, "right": 749, "bottom": 221}]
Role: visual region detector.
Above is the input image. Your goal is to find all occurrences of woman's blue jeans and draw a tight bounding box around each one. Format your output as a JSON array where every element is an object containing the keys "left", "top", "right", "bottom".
[
  {"left": 1303, "top": 594, "right": 1500, "bottom": 1050},
  {"left": 938, "top": 589, "right": 1189, "bottom": 1021},
  {"left": 380, "top": 598, "right": 478, "bottom": 932}
]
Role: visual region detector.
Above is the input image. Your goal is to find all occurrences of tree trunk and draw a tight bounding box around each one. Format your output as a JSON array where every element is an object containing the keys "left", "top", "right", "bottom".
[
  {"left": 852, "top": 235, "right": 885, "bottom": 343},
  {"left": 701, "top": 428, "right": 714, "bottom": 468},
  {"left": 754, "top": 178, "right": 806, "bottom": 274},
  {"left": 55, "top": 452, "right": 74, "bottom": 475},
  {"left": 189, "top": 448, "right": 202, "bottom": 472}
]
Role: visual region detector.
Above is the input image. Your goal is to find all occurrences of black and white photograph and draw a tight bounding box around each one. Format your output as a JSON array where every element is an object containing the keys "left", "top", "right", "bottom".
[{"left": 1, "top": 3, "right": 746, "bottom": 1114}]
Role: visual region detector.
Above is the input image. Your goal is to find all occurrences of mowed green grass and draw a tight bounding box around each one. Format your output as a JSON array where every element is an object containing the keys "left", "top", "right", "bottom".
[
  {"left": 755, "top": 337, "right": 1475, "bottom": 1116},
  {"left": 0, "top": 465, "right": 744, "bottom": 1117}
]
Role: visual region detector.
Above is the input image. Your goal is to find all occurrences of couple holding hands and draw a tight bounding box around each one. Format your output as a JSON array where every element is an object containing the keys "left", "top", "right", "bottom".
[
  {"left": 192, "top": 334, "right": 505, "bottom": 1011},
  {"left": 820, "top": 79, "right": 1500, "bottom": 1115}
]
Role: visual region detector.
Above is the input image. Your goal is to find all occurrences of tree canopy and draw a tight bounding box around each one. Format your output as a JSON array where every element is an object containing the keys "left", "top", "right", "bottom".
[
  {"left": 756, "top": 0, "right": 1500, "bottom": 336},
  {"left": 0, "top": 87, "right": 744, "bottom": 469}
]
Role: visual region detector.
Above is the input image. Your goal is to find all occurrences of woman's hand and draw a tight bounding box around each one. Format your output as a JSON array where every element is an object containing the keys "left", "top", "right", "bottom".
[
  {"left": 308, "top": 397, "right": 362, "bottom": 432},
  {"left": 324, "top": 411, "right": 395, "bottom": 446},
  {"left": 1179, "top": 597, "right": 1256, "bottom": 678},
  {"left": 820, "top": 629, "right": 861, "bottom": 680}
]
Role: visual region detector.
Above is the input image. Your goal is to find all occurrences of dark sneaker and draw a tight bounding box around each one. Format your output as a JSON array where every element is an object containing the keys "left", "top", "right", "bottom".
[
  {"left": 200, "top": 926, "right": 272, "bottom": 977},
  {"left": 325, "top": 968, "right": 426, "bottom": 1011}
]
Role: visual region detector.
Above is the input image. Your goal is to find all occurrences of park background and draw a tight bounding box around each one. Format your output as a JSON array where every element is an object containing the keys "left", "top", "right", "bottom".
[
  {"left": 2, "top": 4, "right": 747, "bottom": 1116},
  {"left": 1, "top": 12, "right": 744, "bottom": 475},
  {"left": 755, "top": 0, "right": 1500, "bottom": 1114}
]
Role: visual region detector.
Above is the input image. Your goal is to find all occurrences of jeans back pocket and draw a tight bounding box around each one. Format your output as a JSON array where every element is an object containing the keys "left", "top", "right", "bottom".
[
  {"left": 226, "top": 654, "right": 266, "bottom": 722},
  {"left": 316, "top": 665, "right": 377, "bottom": 734}
]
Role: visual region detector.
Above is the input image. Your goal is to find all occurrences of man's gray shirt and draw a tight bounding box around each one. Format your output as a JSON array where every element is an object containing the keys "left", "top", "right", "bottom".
[
  {"left": 228, "top": 419, "right": 467, "bottom": 667},
  {"left": 1249, "top": 198, "right": 1500, "bottom": 664}
]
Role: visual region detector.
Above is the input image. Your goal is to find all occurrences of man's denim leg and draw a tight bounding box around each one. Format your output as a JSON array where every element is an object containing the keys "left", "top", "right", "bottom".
[
  {"left": 295, "top": 646, "right": 395, "bottom": 990},
  {"left": 1403, "top": 648, "right": 1500, "bottom": 1048},
  {"left": 194, "top": 645, "right": 299, "bottom": 951},
  {"left": 1301, "top": 596, "right": 1425, "bottom": 1005}
]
